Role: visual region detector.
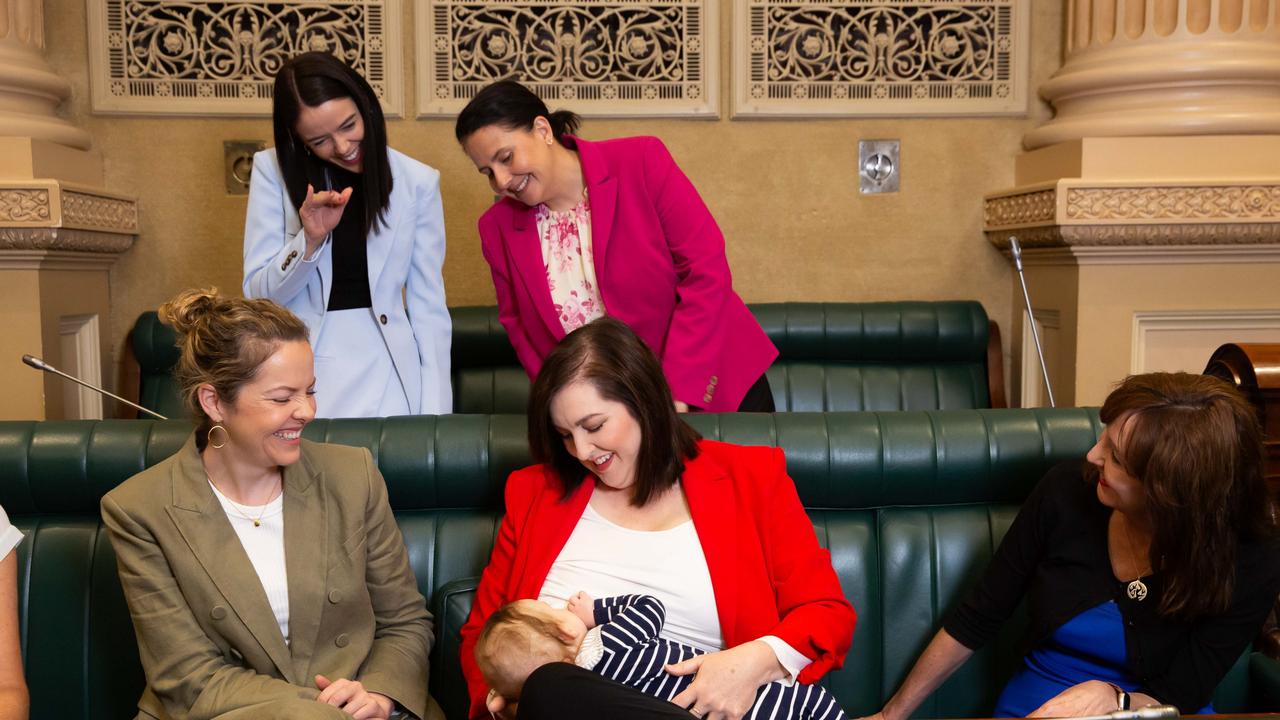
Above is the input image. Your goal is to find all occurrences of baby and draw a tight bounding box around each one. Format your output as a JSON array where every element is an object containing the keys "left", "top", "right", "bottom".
[{"left": 475, "top": 592, "right": 846, "bottom": 719}]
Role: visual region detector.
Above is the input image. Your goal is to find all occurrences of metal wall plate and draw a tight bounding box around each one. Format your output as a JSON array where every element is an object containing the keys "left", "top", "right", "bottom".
[
  {"left": 859, "top": 139, "right": 900, "bottom": 194},
  {"left": 225, "top": 140, "right": 266, "bottom": 194}
]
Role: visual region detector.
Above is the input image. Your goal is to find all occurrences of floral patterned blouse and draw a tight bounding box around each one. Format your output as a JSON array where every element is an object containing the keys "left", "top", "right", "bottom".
[{"left": 536, "top": 192, "right": 606, "bottom": 333}]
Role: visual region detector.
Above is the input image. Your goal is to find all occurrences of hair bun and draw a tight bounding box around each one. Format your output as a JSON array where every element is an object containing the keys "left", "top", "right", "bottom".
[{"left": 158, "top": 287, "right": 221, "bottom": 337}]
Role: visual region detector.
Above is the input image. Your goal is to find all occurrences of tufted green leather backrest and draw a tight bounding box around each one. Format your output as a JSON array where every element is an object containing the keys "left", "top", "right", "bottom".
[
  {"left": 0, "top": 411, "right": 1261, "bottom": 719},
  {"left": 133, "top": 302, "right": 995, "bottom": 417},
  {"left": 130, "top": 312, "right": 186, "bottom": 421},
  {"left": 452, "top": 303, "right": 994, "bottom": 413}
]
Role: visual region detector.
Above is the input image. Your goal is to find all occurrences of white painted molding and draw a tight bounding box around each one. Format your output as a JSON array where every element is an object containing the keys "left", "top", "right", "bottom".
[
  {"left": 58, "top": 314, "right": 104, "bottom": 420},
  {"left": 731, "top": 0, "right": 1030, "bottom": 118},
  {"left": 1020, "top": 308, "right": 1059, "bottom": 409},
  {"left": 1131, "top": 310, "right": 1280, "bottom": 375},
  {"left": 87, "top": 0, "right": 405, "bottom": 117},
  {"left": 416, "top": 0, "right": 720, "bottom": 118}
]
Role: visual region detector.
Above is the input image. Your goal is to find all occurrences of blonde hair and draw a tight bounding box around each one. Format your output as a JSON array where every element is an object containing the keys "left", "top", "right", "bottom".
[
  {"left": 475, "top": 603, "right": 576, "bottom": 700},
  {"left": 158, "top": 288, "right": 309, "bottom": 436}
]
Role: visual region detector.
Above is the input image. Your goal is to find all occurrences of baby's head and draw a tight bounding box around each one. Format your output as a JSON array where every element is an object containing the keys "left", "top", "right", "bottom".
[{"left": 475, "top": 599, "right": 588, "bottom": 700}]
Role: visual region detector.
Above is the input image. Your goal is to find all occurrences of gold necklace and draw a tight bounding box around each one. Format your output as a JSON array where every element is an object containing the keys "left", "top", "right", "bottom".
[
  {"left": 208, "top": 473, "right": 280, "bottom": 528},
  {"left": 1118, "top": 516, "right": 1150, "bottom": 602}
]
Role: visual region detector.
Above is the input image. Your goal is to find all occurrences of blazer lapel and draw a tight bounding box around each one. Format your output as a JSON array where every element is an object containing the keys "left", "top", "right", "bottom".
[
  {"left": 574, "top": 138, "right": 618, "bottom": 281},
  {"left": 683, "top": 453, "right": 739, "bottom": 642},
  {"left": 516, "top": 474, "right": 592, "bottom": 598},
  {"left": 165, "top": 438, "right": 297, "bottom": 682},
  {"left": 280, "top": 449, "right": 327, "bottom": 682},
  {"left": 364, "top": 206, "right": 395, "bottom": 300},
  {"left": 508, "top": 203, "right": 566, "bottom": 342}
]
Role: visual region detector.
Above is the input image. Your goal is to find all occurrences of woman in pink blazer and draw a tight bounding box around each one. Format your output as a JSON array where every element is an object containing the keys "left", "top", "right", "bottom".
[{"left": 456, "top": 81, "right": 778, "bottom": 412}]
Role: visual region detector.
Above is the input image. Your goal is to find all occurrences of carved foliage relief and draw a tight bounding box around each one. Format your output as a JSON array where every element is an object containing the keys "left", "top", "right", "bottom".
[
  {"left": 88, "top": 0, "right": 403, "bottom": 116},
  {"left": 1066, "top": 186, "right": 1280, "bottom": 221},
  {"left": 733, "top": 0, "right": 1029, "bottom": 117},
  {"left": 417, "top": 0, "right": 718, "bottom": 117}
]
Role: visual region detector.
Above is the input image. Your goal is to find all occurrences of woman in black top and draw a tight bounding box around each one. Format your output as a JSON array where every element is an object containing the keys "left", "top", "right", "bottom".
[{"left": 865, "top": 372, "right": 1280, "bottom": 718}]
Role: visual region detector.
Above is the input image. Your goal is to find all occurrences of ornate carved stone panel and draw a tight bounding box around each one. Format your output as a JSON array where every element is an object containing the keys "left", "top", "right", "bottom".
[
  {"left": 86, "top": 0, "right": 404, "bottom": 116},
  {"left": 732, "top": 0, "right": 1030, "bottom": 117},
  {"left": 984, "top": 181, "right": 1280, "bottom": 249},
  {"left": 416, "top": 0, "right": 719, "bottom": 117},
  {"left": 0, "top": 181, "right": 139, "bottom": 244}
]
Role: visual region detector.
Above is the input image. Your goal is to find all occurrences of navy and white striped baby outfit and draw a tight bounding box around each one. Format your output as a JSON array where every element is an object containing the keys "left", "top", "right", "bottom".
[{"left": 584, "top": 594, "right": 846, "bottom": 720}]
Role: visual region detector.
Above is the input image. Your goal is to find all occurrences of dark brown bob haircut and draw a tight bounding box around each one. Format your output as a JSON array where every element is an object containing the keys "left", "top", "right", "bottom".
[
  {"left": 1097, "top": 372, "right": 1275, "bottom": 620},
  {"left": 528, "top": 317, "right": 701, "bottom": 507}
]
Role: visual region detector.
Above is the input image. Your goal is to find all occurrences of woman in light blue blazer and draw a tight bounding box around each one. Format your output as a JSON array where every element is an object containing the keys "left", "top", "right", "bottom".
[{"left": 244, "top": 52, "right": 451, "bottom": 417}]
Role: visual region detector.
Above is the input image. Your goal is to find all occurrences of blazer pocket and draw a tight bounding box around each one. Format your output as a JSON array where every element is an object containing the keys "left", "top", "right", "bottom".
[{"left": 341, "top": 525, "right": 367, "bottom": 558}]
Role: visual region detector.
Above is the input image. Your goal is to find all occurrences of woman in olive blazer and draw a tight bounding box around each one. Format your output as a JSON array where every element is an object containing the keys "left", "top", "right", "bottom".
[{"left": 102, "top": 289, "right": 436, "bottom": 720}]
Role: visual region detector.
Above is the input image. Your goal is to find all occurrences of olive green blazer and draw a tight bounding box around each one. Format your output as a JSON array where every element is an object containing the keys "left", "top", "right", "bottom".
[{"left": 101, "top": 435, "right": 433, "bottom": 719}]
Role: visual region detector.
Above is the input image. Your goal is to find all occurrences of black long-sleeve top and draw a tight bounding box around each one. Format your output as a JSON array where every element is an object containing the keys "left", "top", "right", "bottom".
[
  {"left": 322, "top": 164, "right": 371, "bottom": 312},
  {"left": 943, "top": 460, "right": 1280, "bottom": 712}
]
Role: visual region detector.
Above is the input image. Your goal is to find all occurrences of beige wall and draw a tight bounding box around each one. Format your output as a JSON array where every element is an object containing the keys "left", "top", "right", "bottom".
[{"left": 46, "top": 1, "right": 1065, "bottom": 397}]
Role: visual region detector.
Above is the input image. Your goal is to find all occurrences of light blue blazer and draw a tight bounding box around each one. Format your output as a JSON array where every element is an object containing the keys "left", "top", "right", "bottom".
[{"left": 243, "top": 148, "right": 452, "bottom": 415}]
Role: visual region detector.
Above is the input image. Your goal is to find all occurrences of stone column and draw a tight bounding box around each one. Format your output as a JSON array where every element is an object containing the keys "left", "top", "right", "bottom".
[
  {"left": 0, "top": 0, "right": 138, "bottom": 421},
  {"left": 983, "top": 0, "right": 1280, "bottom": 408},
  {"left": 0, "top": 0, "right": 91, "bottom": 148},
  {"left": 1026, "top": 0, "right": 1280, "bottom": 149}
]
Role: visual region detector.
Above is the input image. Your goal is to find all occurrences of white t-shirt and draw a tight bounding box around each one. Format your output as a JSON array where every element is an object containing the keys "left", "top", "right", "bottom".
[
  {"left": 209, "top": 482, "right": 289, "bottom": 643},
  {"left": 539, "top": 495, "right": 811, "bottom": 681},
  {"left": 540, "top": 501, "right": 723, "bottom": 652},
  {"left": 0, "top": 505, "right": 21, "bottom": 560}
]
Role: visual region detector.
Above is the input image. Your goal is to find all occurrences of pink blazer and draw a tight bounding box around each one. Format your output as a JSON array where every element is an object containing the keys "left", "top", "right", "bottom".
[
  {"left": 458, "top": 441, "right": 857, "bottom": 718},
  {"left": 478, "top": 135, "right": 778, "bottom": 411}
]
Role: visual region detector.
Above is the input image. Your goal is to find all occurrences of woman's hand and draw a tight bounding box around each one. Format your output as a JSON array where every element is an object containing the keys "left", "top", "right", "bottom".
[
  {"left": 299, "top": 184, "right": 353, "bottom": 257},
  {"left": 568, "top": 590, "right": 596, "bottom": 629},
  {"left": 1027, "top": 680, "right": 1120, "bottom": 718},
  {"left": 314, "top": 674, "right": 394, "bottom": 719},
  {"left": 674, "top": 400, "right": 690, "bottom": 413},
  {"left": 667, "top": 640, "right": 784, "bottom": 720},
  {"left": 486, "top": 688, "right": 518, "bottom": 719}
]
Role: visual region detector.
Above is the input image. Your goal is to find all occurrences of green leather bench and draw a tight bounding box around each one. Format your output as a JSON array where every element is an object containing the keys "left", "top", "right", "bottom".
[
  {"left": 130, "top": 302, "right": 1004, "bottom": 418},
  {"left": 2, "top": 411, "right": 1271, "bottom": 720}
]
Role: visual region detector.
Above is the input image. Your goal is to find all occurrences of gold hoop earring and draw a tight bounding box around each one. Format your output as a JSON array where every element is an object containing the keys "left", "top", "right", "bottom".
[{"left": 207, "top": 424, "right": 229, "bottom": 449}]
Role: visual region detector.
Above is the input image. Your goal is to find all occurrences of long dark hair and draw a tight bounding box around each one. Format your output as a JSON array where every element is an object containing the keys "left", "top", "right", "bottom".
[
  {"left": 528, "top": 318, "right": 701, "bottom": 507},
  {"left": 455, "top": 80, "right": 581, "bottom": 145},
  {"left": 272, "top": 52, "right": 391, "bottom": 238},
  {"left": 1098, "top": 372, "right": 1276, "bottom": 620}
]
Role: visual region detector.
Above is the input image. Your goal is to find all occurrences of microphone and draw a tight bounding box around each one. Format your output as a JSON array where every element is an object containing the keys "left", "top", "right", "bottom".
[
  {"left": 22, "top": 354, "right": 169, "bottom": 420},
  {"left": 1008, "top": 236, "right": 1056, "bottom": 408},
  {"left": 1069, "top": 705, "right": 1179, "bottom": 720}
]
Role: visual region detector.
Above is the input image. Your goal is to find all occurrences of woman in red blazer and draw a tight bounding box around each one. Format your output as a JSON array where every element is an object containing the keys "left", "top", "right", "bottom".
[
  {"left": 455, "top": 81, "right": 778, "bottom": 412},
  {"left": 458, "top": 318, "right": 854, "bottom": 720}
]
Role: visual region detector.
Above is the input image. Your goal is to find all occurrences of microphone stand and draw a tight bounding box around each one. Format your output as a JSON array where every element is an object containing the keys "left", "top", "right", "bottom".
[
  {"left": 22, "top": 354, "right": 169, "bottom": 420},
  {"left": 1009, "top": 236, "right": 1056, "bottom": 408}
]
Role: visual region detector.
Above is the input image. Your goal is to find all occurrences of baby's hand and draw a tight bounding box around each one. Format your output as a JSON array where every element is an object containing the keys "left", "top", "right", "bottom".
[{"left": 568, "top": 591, "right": 595, "bottom": 628}]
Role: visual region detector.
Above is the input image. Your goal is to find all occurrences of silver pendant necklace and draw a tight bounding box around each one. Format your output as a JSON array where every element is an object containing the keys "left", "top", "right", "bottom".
[{"left": 1119, "top": 517, "right": 1149, "bottom": 602}]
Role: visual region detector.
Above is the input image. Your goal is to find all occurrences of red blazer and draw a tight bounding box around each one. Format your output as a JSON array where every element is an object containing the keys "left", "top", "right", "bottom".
[
  {"left": 458, "top": 440, "right": 856, "bottom": 718},
  {"left": 478, "top": 135, "right": 778, "bottom": 411}
]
